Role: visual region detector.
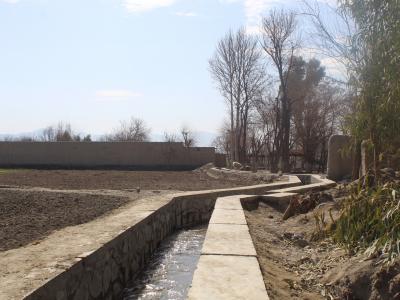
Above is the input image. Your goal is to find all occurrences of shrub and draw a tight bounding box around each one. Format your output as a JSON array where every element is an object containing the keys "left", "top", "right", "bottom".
[{"left": 334, "top": 182, "right": 400, "bottom": 264}]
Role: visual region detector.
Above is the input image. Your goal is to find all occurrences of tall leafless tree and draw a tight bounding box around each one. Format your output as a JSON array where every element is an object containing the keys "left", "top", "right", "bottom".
[
  {"left": 261, "top": 9, "right": 299, "bottom": 172},
  {"left": 210, "top": 28, "right": 265, "bottom": 164},
  {"left": 163, "top": 132, "right": 179, "bottom": 143},
  {"left": 212, "top": 121, "right": 231, "bottom": 155},
  {"left": 302, "top": 0, "right": 358, "bottom": 80},
  {"left": 180, "top": 126, "right": 196, "bottom": 148},
  {"left": 40, "top": 122, "right": 87, "bottom": 142},
  {"left": 302, "top": 0, "right": 361, "bottom": 178},
  {"left": 209, "top": 30, "right": 236, "bottom": 162}
]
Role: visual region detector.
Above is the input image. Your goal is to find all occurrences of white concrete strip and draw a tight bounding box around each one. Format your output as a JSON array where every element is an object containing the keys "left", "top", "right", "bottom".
[
  {"left": 209, "top": 208, "right": 247, "bottom": 225},
  {"left": 188, "top": 255, "right": 269, "bottom": 300},
  {"left": 214, "top": 195, "right": 248, "bottom": 210},
  {"left": 269, "top": 176, "right": 336, "bottom": 194},
  {"left": 262, "top": 192, "right": 298, "bottom": 199},
  {"left": 269, "top": 182, "right": 335, "bottom": 193},
  {"left": 202, "top": 224, "right": 256, "bottom": 256}
]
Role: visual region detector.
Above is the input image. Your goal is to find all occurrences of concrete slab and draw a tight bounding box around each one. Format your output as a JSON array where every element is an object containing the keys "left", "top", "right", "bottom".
[
  {"left": 202, "top": 224, "right": 256, "bottom": 256},
  {"left": 209, "top": 208, "right": 247, "bottom": 225},
  {"left": 269, "top": 181, "right": 335, "bottom": 194},
  {"left": 263, "top": 192, "right": 298, "bottom": 199},
  {"left": 188, "top": 255, "right": 269, "bottom": 300},
  {"left": 268, "top": 175, "right": 335, "bottom": 194},
  {"left": 214, "top": 195, "right": 247, "bottom": 210}
]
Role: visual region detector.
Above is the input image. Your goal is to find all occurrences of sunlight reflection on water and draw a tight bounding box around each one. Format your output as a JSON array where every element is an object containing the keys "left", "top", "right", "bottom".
[{"left": 122, "top": 226, "right": 207, "bottom": 300}]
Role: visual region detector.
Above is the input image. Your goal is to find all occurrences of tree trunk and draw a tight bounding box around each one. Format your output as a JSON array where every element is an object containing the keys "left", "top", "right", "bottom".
[
  {"left": 235, "top": 103, "right": 240, "bottom": 163},
  {"left": 280, "top": 94, "right": 291, "bottom": 172},
  {"left": 352, "top": 139, "right": 361, "bottom": 180},
  {"left": 230, "top": 94, "right": 235, "bottom": 165}
]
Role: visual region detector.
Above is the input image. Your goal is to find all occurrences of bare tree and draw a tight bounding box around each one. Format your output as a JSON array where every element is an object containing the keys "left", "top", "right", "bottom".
[
  {"left": 180, "top": 126, "right": 196, "bottom": 148},
  {"left": 40, "top": 126, "right": 55, "bottom": 141},
  {"left": 302, "top": 1, "right": 362, "bottom": 178},
  {"left": 302, "top": 0, "right": 358, "bottom": 80},
  {"left": 82, "top": 134, "right": 92, "bottom": 142},
  {"left": 55, "top": 122, "right": 74, "bottom": 141},
  {"left": 210, "top": 28, "right": 265, "bottom": 164},
  {"left": 253, "top": 93, "right": 281, "bottom": 172},
  {"left": 39, "top": 122, "right": 82, "bottom": 142},
  {"left": 104, "top": 117, "right": 150, "bottom": 142},
  {"left": 209, "top": 30, "right": 237, "bottom": 162},
  {"left": 212, "top": 122, "right": 231, "bottom": 155},
  {"left": 163, "top": 132, "right": 179, "bottom": 143},
  {"left": 261, "top": 9, "right": 298, "bottom": 172},
  {"left": 235, "top": 29, "right": 266, "bottom": 163}
]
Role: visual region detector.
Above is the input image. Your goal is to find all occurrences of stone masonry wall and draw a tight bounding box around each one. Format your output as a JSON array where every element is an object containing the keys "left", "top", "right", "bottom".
[{"left": 24, "top": 195, "right": 216, "bottom": 300}]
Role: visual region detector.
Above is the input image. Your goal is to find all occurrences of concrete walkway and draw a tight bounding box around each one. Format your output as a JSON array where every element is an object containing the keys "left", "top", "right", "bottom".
[
  {"left": 188, "top": 195, "right": 269, "bottom": 300},
  {"left": 188, "top": 175, "right": 336, "bottom": 300}
]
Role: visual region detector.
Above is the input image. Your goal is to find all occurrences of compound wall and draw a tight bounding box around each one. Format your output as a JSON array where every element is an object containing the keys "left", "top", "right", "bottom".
[{"left": 0, "top": 142, "right": 215, "bottom": 170}]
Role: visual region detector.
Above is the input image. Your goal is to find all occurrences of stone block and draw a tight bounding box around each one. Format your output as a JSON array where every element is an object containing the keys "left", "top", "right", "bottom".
[
  {"left": 214, "top": 195, "right": 245, "bottom": 210},
  {"left": 201, "top": 224, "right": 256, "bottom": 256},
  {"left": 188, "top": 255, "right": 269, "bottom": 300},
  {"left": 209, "top": 208, "right": 247, "bottom": 225},
  {"left": 327, "top": 135, "right": 352, "bottom": 181}
]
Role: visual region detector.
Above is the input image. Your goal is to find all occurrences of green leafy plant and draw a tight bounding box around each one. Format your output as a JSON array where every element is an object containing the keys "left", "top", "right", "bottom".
[{"left": 334, "top": 182, "right": 400, "bottom": 264}]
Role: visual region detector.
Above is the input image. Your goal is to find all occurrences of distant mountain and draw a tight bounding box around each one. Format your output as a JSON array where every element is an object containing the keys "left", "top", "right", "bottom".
[{"left": 0, "top": 129, "right": 43, "bottom": 140}]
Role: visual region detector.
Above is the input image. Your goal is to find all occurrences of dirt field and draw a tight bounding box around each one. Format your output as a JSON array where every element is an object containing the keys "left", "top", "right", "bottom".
[
  {"left": 0, "top": 169, "right": 262, "bottom": 190},
  {"left": 0, "top": 168, "right": 266, "bottom": 252},
  {"left": 0, "top": 189, "right": 138, "bottom": 251}
]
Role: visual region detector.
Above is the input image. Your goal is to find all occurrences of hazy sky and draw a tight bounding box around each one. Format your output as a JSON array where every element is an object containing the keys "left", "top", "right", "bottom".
[{"left": 0, "top": 0, "right": 338, "bottom": 138}]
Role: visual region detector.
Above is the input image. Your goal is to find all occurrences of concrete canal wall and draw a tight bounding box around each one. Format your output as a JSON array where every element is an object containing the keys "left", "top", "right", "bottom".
[{"left": 22, "top": 177, "right": 302, "bottom": 300}]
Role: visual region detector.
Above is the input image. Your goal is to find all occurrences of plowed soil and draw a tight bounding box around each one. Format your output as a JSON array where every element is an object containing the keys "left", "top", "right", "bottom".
[
  {"left": 0, "top": 169, "right": 260, "bottom": 190},
  {"left": 0, "top": 189, "right": 132, "bottom": 251},
  {"left": 0, "top": 168, "right": 266, "bottom": 252}
]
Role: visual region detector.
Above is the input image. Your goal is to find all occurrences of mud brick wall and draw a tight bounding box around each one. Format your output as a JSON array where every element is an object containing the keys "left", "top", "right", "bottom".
[{"left": 0, "top": 142, "right": 215, "bottom": 170}]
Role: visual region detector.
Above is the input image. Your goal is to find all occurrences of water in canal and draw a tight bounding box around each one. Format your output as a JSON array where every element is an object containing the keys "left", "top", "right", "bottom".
[{"left": 122, "top": 225, "right": 207, "bottom": 300}]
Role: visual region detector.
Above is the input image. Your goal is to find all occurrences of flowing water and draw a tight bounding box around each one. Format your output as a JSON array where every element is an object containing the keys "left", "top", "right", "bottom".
[{"left": 122, "top": 226, "right": 207, "bottom": 300}]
